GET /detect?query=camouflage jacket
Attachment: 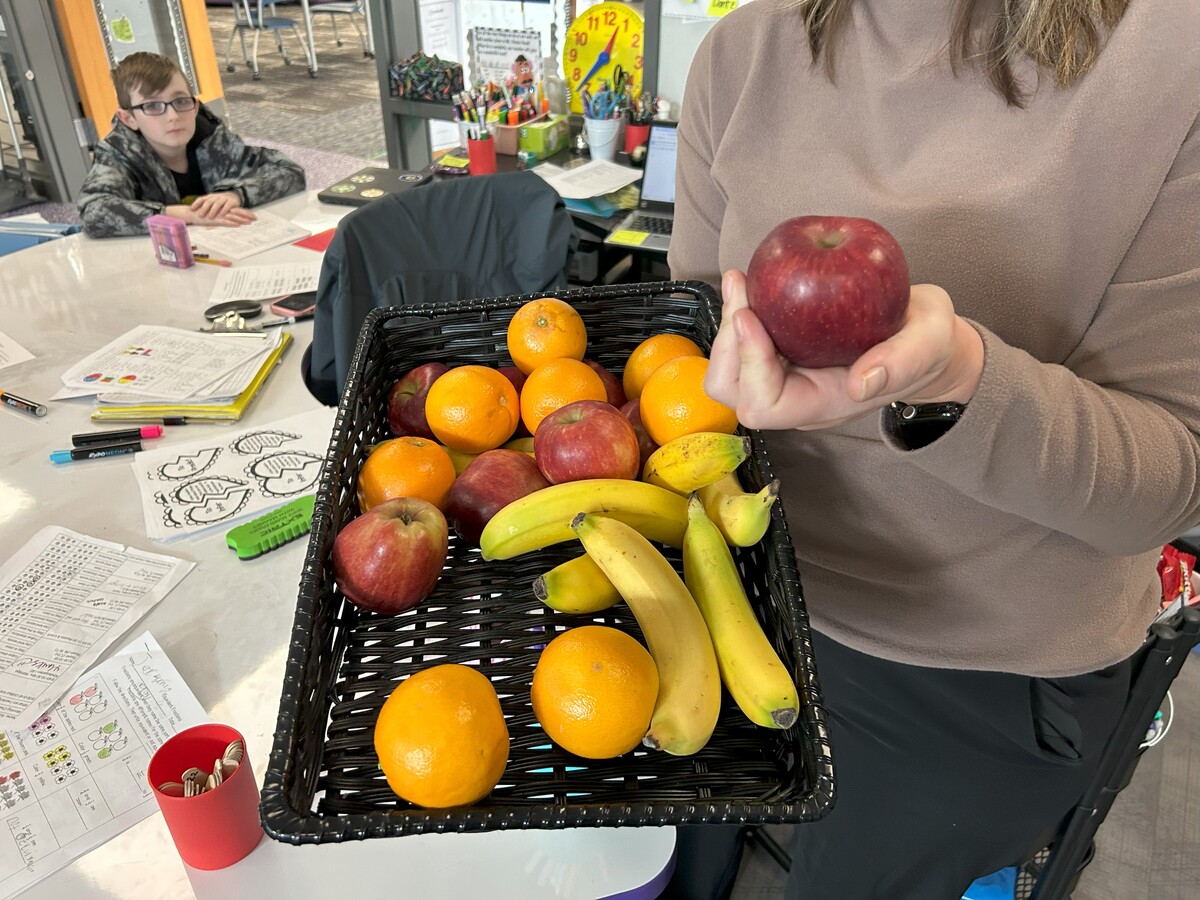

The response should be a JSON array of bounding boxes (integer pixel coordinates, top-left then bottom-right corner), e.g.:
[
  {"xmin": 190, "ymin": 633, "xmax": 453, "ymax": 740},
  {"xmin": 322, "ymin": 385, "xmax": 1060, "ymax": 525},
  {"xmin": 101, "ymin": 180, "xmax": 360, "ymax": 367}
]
[{"xmin": 76, "ymin": 105, "xmax": 306, "ymax": 238}]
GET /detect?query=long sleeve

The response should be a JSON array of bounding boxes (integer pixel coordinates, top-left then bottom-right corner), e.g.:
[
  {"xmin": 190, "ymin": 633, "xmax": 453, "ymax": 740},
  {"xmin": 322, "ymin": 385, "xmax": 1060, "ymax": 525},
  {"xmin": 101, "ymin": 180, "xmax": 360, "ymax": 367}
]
[
  {"xmin": 76, "ymin": 157, "xmax": 165, "ymax": 238},
  {"xmin": 893, "ymin": 111, "xmax": 1200, "ymax": 554},
  {"xmin": 205, "ymin": 134, "xmax": 306, "ymax": 208}
]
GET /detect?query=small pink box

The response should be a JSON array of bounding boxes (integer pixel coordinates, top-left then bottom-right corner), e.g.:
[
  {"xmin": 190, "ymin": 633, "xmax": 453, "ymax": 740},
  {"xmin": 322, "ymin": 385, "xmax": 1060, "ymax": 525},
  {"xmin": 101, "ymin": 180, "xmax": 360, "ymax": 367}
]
[{"xmin": 147, "ymin": 215, "xmax": 195, "ymax": 269}]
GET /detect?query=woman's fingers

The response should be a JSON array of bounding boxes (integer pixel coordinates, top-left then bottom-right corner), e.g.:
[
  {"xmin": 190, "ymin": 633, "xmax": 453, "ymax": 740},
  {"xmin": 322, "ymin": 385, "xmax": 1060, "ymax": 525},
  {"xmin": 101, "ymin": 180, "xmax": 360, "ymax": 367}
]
[{"xmin": 703, "ymin": 270, "xmax": 750, "ymax": 408}]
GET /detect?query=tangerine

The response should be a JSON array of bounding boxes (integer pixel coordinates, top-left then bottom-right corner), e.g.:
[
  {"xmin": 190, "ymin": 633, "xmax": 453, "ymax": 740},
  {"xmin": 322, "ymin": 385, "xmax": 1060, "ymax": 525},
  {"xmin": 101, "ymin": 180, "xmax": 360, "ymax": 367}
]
[
  {"xmin": 374, "ymin": 664, "xmax": 510, "ymax": 808},
  {"xmin": 507, "ymin": 298, "xmax": 588, "ymax": 375},
  {"xmin": 519, "ymin": 358, "xmax": 607, "ymax": 435},
  {"xmin": 531, "ymin": 626, "xmax": 659, "ymax": 759},
  {"xmin": 425, "ymin": 365, "xmax": 520, "ymax": 454},
  {"xmin": 638, "ymin": 355, "xmax": 739, "ymax": 446},
  {"xmin": 621, "ymin": 333, "xmax": 705, "ymax": 402},
  {"xmin": 357, "ymin": 436, "xmax": 456, "ymax": 512}
]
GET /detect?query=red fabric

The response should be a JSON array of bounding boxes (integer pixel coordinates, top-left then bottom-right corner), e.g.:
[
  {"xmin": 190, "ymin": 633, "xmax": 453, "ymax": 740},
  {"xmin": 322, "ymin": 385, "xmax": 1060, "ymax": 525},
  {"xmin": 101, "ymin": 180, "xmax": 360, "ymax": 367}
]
[{"xmin": 1157, "ymin": 545, "xmax": 1195, "ymax": 608}]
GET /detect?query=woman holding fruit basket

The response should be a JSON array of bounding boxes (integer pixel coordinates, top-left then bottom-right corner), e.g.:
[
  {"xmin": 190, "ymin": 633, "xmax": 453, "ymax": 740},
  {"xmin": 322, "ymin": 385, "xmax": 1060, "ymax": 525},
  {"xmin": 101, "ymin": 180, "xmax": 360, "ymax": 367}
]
[{"xmin": 666, "ymin": 0, "xmax": 1199, "ymax": 897}]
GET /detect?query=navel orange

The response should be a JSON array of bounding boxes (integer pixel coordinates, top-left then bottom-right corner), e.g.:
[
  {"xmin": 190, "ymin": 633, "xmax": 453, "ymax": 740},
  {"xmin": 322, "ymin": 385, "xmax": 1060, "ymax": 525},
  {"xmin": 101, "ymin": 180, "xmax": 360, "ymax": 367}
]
[
  {"xmin": 507, "ymin": 298, "xmax": 588, "ymax": 375},
  {"xmin": 357, "ymin": 436, "xmax": 457, "ymax": 512},
  {"xmin": 638, "ymin": 355, "xmax": 739, "ymax": 446},
  {"xmin": 621, "ymin": 333, "xmax": 705, "ymax": 402},
  {"xmin": 425, "ymin": 365, "xmax": 520, "ymax": 454}
]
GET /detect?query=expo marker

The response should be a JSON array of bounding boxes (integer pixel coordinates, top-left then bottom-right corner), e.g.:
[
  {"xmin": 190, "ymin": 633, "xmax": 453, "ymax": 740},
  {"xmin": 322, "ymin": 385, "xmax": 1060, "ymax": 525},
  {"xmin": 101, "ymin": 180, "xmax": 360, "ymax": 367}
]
[
  {"xmin": 50, "ymin": 442, "xmax": 142, "ymax": 464},
  {"xmin": 72, "ymin": 425, "xmax": 164, "ymax": 447},
  {"xmin": 0, "ymin": 389, "xmax": 48, "ymax": 418}
]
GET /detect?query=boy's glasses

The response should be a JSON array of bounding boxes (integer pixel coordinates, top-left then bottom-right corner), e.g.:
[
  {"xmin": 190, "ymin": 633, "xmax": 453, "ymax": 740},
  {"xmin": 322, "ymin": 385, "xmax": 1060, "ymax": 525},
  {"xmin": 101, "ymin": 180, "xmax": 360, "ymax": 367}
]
[{"xmin": 125, "ymin": 96, "xmax": 197, "ymax": 116}]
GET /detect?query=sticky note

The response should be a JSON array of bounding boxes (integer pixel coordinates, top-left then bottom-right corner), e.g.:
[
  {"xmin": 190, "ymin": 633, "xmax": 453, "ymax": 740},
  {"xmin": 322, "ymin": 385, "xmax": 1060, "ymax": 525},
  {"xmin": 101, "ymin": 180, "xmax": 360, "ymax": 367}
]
[
  {"xmin": 708, "ymin": 0, "xmax": 739, "ymax": 15},
  {"xmin": 440, "ymin": 155, "xmax": 469, "ymax": 168},
  {"xmin": 609, "ymin": 230, "xmax": 649, "ymax": 246}
]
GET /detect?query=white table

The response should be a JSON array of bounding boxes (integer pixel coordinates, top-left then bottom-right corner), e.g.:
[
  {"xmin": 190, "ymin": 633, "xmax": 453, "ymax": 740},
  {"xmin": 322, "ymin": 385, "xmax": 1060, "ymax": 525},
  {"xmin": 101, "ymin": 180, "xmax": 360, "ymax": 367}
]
[{"xmin": 0, "ymin": 192, "xmax": 674, "ymax": 899}]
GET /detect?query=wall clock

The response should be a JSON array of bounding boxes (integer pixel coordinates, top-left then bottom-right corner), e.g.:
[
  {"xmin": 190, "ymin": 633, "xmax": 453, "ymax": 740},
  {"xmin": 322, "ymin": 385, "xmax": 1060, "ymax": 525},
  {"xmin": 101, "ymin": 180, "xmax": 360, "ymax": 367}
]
[{"xmin": 562, "ymin": 2, "xmax": 645, "ymax": 115}]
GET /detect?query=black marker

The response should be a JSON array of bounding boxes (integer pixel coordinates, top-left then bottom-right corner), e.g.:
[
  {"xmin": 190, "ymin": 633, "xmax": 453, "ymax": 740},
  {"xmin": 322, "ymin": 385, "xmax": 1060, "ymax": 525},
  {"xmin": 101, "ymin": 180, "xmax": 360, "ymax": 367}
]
[{"xmin": 50, "ymin": 442, "xmax": 142, "ymax": 464}]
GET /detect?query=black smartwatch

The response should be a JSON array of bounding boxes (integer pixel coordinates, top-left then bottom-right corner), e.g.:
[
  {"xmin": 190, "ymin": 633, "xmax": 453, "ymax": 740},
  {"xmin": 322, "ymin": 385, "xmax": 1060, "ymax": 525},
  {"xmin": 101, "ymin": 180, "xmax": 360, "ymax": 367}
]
[{"xmin": 886, "ymin": 401, "xmax": 966, "ymax": 450}]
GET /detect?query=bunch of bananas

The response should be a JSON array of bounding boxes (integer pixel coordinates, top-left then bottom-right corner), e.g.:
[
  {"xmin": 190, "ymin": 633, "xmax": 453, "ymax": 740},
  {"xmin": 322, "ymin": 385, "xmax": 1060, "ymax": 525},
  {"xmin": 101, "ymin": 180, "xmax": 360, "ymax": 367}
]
[{"xmin": 479, "ymin": 431, "xmax": 797, "ymax": 756}]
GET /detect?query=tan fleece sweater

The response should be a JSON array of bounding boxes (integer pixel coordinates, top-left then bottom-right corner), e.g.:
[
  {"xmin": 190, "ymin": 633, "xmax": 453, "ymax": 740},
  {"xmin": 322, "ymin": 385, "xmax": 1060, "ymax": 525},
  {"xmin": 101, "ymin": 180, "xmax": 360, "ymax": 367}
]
[{"xmin": 669, "ymin": 0, "xmax": 1200, "ymax": 676}]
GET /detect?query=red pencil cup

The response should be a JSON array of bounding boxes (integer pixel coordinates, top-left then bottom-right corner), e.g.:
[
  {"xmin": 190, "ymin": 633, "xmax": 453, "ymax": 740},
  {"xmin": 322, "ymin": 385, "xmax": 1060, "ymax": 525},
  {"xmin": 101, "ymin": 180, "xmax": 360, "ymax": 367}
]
[
  {"xmin": 624, "ymin": 123, "xmax": 651, "ymax": 155},
  {"xmin": 467, "ymin": 135, "xmax": 497, "ymax": 176},
  {"xmin": 147, "ymin": 724, "xmax": 263, "ymax": 870}
]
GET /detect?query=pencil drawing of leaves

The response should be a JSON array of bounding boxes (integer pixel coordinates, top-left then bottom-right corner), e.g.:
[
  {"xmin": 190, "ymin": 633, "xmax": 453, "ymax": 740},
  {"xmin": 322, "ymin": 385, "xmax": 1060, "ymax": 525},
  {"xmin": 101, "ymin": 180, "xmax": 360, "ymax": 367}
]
[
  {"xmin": 232, "ymin": 430, "xmax": 301, "ymax": 455},
  {"xmin": 155, "ymin": 448, "xmax": 221, "ymax": 480}
]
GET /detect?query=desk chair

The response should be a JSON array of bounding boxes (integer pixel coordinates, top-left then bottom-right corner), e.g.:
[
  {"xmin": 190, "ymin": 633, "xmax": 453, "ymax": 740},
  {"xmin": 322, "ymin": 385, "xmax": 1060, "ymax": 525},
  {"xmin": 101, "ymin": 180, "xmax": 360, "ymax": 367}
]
[
  {"xmin": 740, "ymin": 591, "xmax": 1200, "ymax": 900},
  {"xmin": 225, "ymin": 0, "xmax": 317, "ymax": 80},
  {"xmin": 302, "ymin": 171, "xmax": 578, "ymax": 406},
  {"xmin": 308, "ymin": 0, "xmax": 374, "ymax": 57}
]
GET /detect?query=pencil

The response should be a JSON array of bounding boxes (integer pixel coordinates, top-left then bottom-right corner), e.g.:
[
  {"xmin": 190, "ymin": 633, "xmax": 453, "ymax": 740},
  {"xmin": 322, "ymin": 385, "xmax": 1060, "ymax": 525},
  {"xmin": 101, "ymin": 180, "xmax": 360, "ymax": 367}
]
[{"xmin": 194, "ymin": 256, "xmax": 233, "ymax": 267}]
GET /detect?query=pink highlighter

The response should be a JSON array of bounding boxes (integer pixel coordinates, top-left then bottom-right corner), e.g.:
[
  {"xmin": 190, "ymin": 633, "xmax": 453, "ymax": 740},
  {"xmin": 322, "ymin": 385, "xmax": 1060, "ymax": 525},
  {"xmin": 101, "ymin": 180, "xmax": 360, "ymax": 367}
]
[{"xmin": 147, "ymin": 215, "xmax": 195, "ymax": 269}]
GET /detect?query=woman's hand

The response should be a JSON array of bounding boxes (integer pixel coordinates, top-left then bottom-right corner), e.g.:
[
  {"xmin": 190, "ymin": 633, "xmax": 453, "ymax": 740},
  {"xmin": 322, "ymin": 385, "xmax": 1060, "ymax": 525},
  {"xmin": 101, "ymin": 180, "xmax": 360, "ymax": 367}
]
[
  {"xmin": 703, "ymin": 269, "xmax": 984, "ymax": 431},
  {"xmin": 188, "ymin": 191, "xmax": 257, "ymax": 227}
]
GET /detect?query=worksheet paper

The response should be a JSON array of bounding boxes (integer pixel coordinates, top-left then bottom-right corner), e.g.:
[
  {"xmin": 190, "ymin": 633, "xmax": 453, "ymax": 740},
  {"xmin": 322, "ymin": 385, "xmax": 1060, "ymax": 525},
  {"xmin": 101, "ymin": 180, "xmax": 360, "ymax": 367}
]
[
  {"xmin": 0, "ymin": 631, "xmax": 206, "ymax": 900},
  {"xmin": 190, "ymin": 211, "xmax": 310, "ymax": 261},
  {"xmin": 207, "ymin": 261, "xmax": 322, "ymax": 302},
  {"xmin": 533, "ymin": 160, "xmax": 643, "ymax": 199},
  {"xmin": 0, "ymin": 528, "xmax": 193, "ymax": 732},
  {"xmin": 0, "ymin": 331, "xmax": 33, "ymax": 371},
  {"xmin": 133, "ymin": 406, "xmax": 336, "ymax": 541},
  {"xmin": 59, "ymin": 326, "xmax": 272, "ymax": 400}
]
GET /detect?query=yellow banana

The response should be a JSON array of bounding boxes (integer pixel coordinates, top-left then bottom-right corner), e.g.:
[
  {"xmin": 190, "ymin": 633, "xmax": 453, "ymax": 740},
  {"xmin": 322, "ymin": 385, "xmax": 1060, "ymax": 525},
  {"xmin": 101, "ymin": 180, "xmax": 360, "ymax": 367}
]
[
  {"xmin": 696, "ymin": 472, "xmax": 780, "ymax": 547},
  {"xmin": 641, "ymin": 432, "xmax": 751, "ymax": 494},
  {"xmin": 682, "ymin": 495, "xmax": 799, "ymax": 729},
  {"xmin": 480, "ymin": 479, "xmax": 688, "ymax": 560},
  {"xmin": 571, "ymin": 512, "xmax": 721, "ymax": 756},
  {"xmin": 533, "ymin": 554, "xmax": 621, "ymax": 614}
]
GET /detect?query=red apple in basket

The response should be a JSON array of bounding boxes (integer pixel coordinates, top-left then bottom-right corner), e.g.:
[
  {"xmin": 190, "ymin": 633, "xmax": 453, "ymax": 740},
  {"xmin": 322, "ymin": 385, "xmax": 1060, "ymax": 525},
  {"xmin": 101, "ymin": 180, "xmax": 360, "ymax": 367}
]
[
  {"xmin": 445, "ymin": 449, "xmax": 550, "ymax": 546},
  {"xmin": 744, "ymin": 216, "xmax": 910, "ymax": 368},
  {"xmin": 535, "ymin": 399, "xmax": 640, "ymax": 484},
  {"xmin": 619, "ymin": 398, "xmax": 659, "ymax": 471},
  {"xmin": 332, "ymin": 497, "xmax": 449, "ymax": 613},
  {"xmin": 386, "ymin": 362, "xmax": 449, "ymax": 439},
  {"xmin": 498, "ymin": 365, "xmax": 531, "ymax": 436},
  {"xmin": 584, "ymin": 359, "xmax": 627, "ymax": 407}
]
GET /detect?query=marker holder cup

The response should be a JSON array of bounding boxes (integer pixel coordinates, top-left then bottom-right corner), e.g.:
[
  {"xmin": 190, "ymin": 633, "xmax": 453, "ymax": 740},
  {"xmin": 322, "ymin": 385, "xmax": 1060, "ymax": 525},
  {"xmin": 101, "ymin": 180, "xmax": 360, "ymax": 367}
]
[
  {"xmin": 584, "ymin": 117, "xmax": 622, "ymax": 163},
  {"xmin": 467, "ymin": 133, "xmax": 498, "ymax": 176},
  {"xmin": 148, "ymin": 723, "xmax": 263, "ymax": 870},
  {"xmin": 624, "ymin": 123, "xmax": 651, "ymax": 155}
]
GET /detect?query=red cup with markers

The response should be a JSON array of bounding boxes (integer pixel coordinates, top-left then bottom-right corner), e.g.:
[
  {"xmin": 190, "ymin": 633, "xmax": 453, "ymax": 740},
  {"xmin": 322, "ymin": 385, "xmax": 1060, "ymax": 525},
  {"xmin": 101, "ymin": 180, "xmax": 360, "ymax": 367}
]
[
  {"xmin": 147, "ymin": 723, "xmax": 262, "ymax": 870},
  {"xmin": 467, "ymin": 130, "xmax": 497, "ymax": 176}
]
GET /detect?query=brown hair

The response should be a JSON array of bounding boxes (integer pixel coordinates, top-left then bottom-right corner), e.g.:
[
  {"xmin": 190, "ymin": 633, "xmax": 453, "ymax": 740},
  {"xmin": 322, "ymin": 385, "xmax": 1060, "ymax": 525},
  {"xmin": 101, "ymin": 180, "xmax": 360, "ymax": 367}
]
[
  {"xmin": 786, "ymin": 0, "xmax": 1130, "ymax": 107},
  {"xmin": 111, "ymin": 52, "xmax": 184, "ymax": 109}
]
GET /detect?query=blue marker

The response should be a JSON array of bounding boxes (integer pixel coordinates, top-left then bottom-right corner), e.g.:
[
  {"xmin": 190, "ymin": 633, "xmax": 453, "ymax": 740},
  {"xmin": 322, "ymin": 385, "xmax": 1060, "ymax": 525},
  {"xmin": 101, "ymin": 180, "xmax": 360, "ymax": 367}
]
[{"xmin": 50, "ymin": 442, "xmax": 142, "ymax": 464}]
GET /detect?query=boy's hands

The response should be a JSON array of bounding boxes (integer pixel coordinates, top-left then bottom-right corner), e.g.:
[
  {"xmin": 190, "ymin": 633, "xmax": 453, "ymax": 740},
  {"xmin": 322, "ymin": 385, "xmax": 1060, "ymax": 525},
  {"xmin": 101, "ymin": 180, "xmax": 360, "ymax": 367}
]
[{"xmin": 187, "ymin": 191, "xmax": 256, "ymax": 226}]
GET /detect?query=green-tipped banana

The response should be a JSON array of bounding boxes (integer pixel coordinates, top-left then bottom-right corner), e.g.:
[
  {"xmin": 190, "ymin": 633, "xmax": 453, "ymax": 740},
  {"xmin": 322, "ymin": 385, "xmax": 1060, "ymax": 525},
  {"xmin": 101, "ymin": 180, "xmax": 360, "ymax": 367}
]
[
  {"xmin": 571, "ymin": 512, "xmax": 721, "ymax": 756},
  {"xmin": 533, "ymin": 554, "xmax": 621, "ymax": 614},
  {"xmin": 683, "ymin": 495, "xmax": 799, "ymax": 729},
  {"xmin": 696, "ymin": 473, "xmax": 780, "ymax": 547},
  {"xmin": 642, "ymin": 432, "xmax": 751, "ymax": 494},
  {"xmin": 480, "ymin": 479, "xmax": 688, "ymax": 560}
]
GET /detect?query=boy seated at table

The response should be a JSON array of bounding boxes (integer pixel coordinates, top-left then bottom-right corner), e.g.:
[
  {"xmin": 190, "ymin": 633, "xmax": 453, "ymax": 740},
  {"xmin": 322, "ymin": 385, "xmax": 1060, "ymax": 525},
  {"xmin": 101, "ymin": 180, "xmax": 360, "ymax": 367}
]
[{"xmin": 77, "ymin": 51, "xmax": 305, "ymax": 238}]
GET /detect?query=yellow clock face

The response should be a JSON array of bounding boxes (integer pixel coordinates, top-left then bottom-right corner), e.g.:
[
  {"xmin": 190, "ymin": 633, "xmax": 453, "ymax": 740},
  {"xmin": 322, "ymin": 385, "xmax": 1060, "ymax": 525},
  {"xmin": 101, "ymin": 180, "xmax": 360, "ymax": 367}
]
[{"xmin": 563, "ymin": 2, "xmax": 645, "ymax": 115}]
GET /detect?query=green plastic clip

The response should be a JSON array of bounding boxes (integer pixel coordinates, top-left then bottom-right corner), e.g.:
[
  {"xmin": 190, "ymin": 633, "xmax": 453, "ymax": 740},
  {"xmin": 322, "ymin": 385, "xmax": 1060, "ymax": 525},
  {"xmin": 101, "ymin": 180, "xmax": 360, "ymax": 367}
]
[{"xmin": 225, "ymin": 495, "xmax": 317, "ymax": 561}]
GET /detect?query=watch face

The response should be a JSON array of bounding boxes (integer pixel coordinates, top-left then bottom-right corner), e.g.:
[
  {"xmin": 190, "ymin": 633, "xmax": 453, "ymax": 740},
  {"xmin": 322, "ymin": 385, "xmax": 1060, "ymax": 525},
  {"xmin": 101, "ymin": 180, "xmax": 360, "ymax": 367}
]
[{"xmin": 563, "ymin": 2, "xmax": 645, "ymax": 115}]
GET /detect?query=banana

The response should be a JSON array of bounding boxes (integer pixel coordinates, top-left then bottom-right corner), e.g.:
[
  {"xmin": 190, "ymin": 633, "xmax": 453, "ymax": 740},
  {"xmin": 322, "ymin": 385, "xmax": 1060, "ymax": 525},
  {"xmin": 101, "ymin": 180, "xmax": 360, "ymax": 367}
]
[
  {"xmin": 571, "ymin": 512, "xmax": 721, "ymax": 756},
  {"xmin": 696, "ymin": 473, "xmax": 780, "ymax": 547},
  {"xmin": 682, "ymin": 495, "xmax": 799, "ymax": 729},
  {"xmin": 641, "ymin": 432, "xmax": 751, "ymax": 494},
  {"xmin": 533, "ymin": 554, "xmax": 621, "ymax": 614},
  {"xmin": 479, "ymin": 479, "xmax": 688, "ymax": 560}
]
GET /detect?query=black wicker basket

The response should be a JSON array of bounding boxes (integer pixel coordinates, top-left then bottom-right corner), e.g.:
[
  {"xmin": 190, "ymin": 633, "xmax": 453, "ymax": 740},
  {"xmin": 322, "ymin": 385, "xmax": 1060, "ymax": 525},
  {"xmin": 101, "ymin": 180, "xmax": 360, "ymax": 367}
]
[{"xmin": 261, "ymin": 280, "xmax": 834, "ymax": 843}]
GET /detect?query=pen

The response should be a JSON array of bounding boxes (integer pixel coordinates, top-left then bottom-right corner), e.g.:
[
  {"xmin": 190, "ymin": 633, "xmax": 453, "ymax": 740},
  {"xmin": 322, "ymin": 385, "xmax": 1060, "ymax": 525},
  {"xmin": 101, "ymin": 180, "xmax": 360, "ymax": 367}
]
[
  {"xmin": 194, "ymin": 257, "xmax": 233, "ymax": 267},
  {"xmin": 72, "ymin": 425, "xmax": 164, "ymax": 447},
  {"xmin": 0, "ymin": 389, "xmax": 48, "ymax": 418},
  {"xmin": 50, "ymin": 441, "xmax": 142, "ymax": 464}
]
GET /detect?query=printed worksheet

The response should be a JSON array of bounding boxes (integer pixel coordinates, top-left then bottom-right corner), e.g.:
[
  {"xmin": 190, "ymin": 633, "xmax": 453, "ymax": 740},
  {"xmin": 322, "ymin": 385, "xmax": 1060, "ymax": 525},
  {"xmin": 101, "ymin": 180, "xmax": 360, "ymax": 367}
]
[
  {"xmin": 190, "ymin": 211, "xmax": 310, "ymax": 261},
  {"xmin": 534, "ymin": 159, "xmax": 642, "ymax": 199},
  {"xmin": 0, "ymin": 631, "xmax": 206, "ymax": 900},
  {"xmin": 133, "ymin": 407, "xmax": 336, "ymax": 541},
  {"xmin": 0, "ymin": 332, "xmax": 33, "ymax": 371},
  {"xmin": 208, "ymin": 261, "xmax": 322, "ymax": 303},
  {"xmin": 0, "ymin": 530, "xmax": 193, "ymax": 732}
]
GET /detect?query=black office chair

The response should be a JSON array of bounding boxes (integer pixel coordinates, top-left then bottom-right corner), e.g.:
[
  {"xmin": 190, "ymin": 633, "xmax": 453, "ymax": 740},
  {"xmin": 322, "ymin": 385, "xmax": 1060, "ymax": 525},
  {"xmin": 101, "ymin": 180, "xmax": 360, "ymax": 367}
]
[{"xmin": 302, "ymin": 170, "xmax": 578, "ymax": 406}]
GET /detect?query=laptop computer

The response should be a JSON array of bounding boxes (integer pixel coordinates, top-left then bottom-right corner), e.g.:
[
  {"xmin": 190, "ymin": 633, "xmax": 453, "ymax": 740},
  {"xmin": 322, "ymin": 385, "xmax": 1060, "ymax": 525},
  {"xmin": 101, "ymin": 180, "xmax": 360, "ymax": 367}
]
[
  {"xmin": 317, "ymin": 166, "xmax": 432, "ymax": 207},
  {"xmin": 604, "ymin": 122, "xmax": 678, "ymax": 254}
]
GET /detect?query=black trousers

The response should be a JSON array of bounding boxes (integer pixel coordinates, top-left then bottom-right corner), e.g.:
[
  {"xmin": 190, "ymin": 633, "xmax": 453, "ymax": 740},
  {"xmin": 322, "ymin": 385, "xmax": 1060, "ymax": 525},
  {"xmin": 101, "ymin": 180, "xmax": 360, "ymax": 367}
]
[{"xmin": 665, "ymin": 629, "xmax": 1133, "ymax": 900}]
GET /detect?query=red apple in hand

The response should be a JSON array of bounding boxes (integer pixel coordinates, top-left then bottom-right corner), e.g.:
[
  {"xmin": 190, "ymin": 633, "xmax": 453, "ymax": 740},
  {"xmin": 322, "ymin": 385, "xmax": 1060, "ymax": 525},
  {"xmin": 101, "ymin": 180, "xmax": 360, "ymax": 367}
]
[
  {"xmin": 535, "ymin": 399, "xmax": 640, "ymax": 484},
  {"xmin": 332, "ymin": 497, "xmax": 449, "ymax": 613},
  {"xmin": 619, "ymin": 398, "xmax": 659, "ymax": 471},
  {"xmin": 584, "ymin": 359, "xmax": 627, "ymax": 407},
  {"xmin": 445, "ymin": 449, "xmax": 550, "ymax": 546},
  {"xmin": 387, "ymin": 362, "xmax": 449, "ymax": 439},
  {"xmin": 745, "ymin": 216, "xmax": 910, "ymax": 368}
]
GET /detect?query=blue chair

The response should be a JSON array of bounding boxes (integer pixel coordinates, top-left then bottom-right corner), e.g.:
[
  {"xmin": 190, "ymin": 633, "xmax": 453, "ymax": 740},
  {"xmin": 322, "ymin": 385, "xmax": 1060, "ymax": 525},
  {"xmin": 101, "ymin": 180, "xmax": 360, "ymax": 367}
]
[
  {"xmin": 309, "ymin": 0, "xmax": 374, "ymax": 58},
  {"xmin": 224, "ymin": 0, "xmax": 316, "ymax": 80}
]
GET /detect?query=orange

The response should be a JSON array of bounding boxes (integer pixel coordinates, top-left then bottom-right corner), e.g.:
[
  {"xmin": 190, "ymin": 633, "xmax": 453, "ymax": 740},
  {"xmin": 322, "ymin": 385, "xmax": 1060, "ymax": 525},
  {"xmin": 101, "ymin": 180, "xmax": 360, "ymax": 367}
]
[
  {"xmin": 357, "ymin": 436, "xmax": 456, "ymax": 512},
  {"xmin": 519, "ymin": 358, "xmax": 606, "ymax": 435},
  {"xmin": 374, "ymin": 664, "xmax": 510, "ymax": 808},
  {"xmin": 639, "ymin": 355, "xmax": 739, "ymax": 446},
  {"xmin": 531, "ymin": 626, "xmax": 659, "ymax": 759},
  {"xmin": 621, "ymin": 333, "xmax": 705, "ymax": 401},
  {"xmin": 425, "ymin": 365, "xmax": 520, "ymax": 454},
  {"xmin": 507, "ymin": 298, "xmax": 588, "ymax": 375}
]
